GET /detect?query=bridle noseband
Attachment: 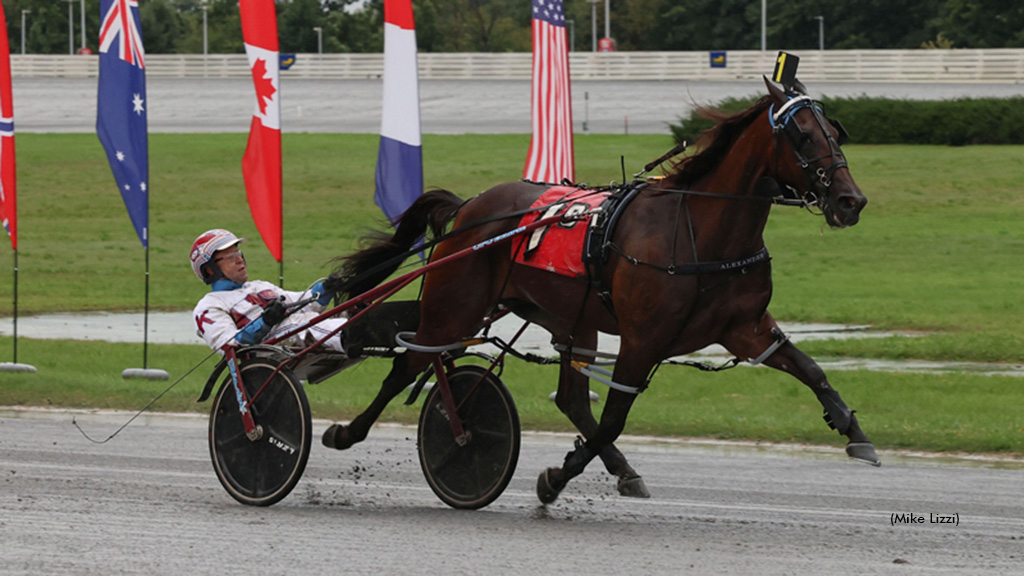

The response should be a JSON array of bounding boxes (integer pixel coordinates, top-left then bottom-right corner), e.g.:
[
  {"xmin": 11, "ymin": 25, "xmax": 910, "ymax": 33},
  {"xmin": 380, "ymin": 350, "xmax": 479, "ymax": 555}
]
[{"xmin": 768, "ymin": 94, "xmax": 850, "ymax": 203}]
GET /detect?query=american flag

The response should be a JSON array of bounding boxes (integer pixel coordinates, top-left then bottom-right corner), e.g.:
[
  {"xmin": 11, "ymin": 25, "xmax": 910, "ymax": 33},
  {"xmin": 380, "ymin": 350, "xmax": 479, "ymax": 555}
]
[
  {"xmin": 96, "ymin": 0, "xmax": 149, "ymax": 248},
  {"xmin": 523, "ymin": 0, "xmax": 574, "ymax": 184}
]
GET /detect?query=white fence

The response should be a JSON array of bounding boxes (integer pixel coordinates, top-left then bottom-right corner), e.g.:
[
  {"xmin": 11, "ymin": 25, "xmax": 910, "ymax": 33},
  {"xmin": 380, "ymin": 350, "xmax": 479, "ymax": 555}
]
[{"xmin": 12, "ymin": 49, "xmax": 1024, "ymax": 82}]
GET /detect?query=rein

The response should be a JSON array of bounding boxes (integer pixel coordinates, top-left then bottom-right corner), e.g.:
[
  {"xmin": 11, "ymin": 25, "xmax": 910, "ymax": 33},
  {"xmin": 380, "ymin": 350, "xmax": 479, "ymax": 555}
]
[
  {"xmin": 646, "ymin": 184, "xmax": 817, "ymax": 208},
  {"xmin": 332, "ymin": 185, "xmax": 610, "ymax": 299}
]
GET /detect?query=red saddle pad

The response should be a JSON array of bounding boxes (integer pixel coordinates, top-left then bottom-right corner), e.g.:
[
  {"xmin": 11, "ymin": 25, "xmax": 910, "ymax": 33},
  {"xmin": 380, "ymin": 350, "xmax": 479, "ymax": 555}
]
[{"xmin": 511, "ymin": 186, "xmax": 608, "ymax": 278}]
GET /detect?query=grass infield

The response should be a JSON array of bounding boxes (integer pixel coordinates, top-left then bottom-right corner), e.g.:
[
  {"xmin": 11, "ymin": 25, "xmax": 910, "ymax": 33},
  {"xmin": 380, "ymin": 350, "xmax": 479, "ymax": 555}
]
[{"xmin": 1, "ymin": 134, "xmax": 1022, "ymax": 455}]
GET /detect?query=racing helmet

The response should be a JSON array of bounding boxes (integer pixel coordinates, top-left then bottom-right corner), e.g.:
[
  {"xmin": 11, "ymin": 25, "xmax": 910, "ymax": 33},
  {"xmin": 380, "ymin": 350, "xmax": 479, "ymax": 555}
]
[{"xmin": 190, "ymin": 229, "xmax": 246, "ymax": 284}]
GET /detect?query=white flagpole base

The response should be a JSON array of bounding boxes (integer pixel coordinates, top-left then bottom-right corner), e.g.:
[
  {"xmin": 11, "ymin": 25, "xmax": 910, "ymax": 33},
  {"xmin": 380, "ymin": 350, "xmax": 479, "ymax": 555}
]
[
  {"xmin": 0, "ymin": 362, "xmax": 37, "ymax": 373},
  {"xmin": 548, "ymin": 390, "xmax": 600, "ymax": 403},
  {"xmin": 122, "ymin": 368, "xmax": 169, "ymax": 381}
]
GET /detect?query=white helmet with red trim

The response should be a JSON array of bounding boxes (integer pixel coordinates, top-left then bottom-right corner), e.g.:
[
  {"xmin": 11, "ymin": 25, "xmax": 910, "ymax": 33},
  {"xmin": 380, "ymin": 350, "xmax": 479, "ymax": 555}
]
[{"xmin": 190, "ymin": 229, "xmax": 246, "ymax": 284}]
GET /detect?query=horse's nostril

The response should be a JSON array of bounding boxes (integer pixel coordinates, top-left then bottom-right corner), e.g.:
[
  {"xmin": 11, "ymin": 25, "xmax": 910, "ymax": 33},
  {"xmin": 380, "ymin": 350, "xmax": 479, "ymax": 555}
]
[{"xmin": 841, "ymin": 195, "xmax": 865, "ymax": 211}]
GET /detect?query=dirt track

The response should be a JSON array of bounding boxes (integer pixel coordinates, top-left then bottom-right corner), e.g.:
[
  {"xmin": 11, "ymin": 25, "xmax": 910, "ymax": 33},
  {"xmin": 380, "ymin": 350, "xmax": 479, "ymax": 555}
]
[
  {"xmin": 14, "ymin": 77, "xmax": 1024, "ymax": 135},
  {"xmin": 2, "ymin": 409, "xmax": 1022, "ymax": 575}
]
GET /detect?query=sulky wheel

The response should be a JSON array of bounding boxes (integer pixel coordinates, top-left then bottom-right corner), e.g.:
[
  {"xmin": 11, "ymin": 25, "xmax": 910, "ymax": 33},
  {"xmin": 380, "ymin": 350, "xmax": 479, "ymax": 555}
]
[
  {"xmin": 417, "ymin": 364, "xmax": 520, "ymax": 510},
  {"xmin": 208, "ymin": 358, "xmax": 311, "ymax": 506}
]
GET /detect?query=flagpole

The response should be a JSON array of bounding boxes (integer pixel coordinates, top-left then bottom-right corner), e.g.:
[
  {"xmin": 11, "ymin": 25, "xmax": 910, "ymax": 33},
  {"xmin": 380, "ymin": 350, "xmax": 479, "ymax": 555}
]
[
  {"xmin": 120, "ymin": 221, "xmax": 166, "ymax": 381},
  {"xmin": 1, "ymin": 248, "xmax": 35, "ymax": 373},
  {"xmin": 143, "ymin": 242, "xmax": 150, "ymax": 368},
  {"xmin": 12, "ymin": 247, "xmax": 16, "ymax": 362}
]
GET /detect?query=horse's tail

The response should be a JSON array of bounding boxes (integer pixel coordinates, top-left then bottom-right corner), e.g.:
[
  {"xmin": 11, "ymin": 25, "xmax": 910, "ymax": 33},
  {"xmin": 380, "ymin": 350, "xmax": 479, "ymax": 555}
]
[{"xmin": 325, "ymin": 189, "xmax": 463, "ymax": 300}]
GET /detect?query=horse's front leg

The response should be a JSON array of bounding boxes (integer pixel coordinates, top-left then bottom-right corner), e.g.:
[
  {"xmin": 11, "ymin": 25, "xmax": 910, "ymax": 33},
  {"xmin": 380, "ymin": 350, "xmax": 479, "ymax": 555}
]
[
  {"xmin": 763, "ymin": 341, "xmax": 880, "ymax": 465},
  {"xmin": 723, "ymin": 317, "xmax": 880, "ymax": 466},
  {"xmin": 552, "ymin": 332, "xmax": 649, "ymax": 498},
  {"xmin": 538, "ymin": 349, "xmax": 650, "ymax": 504}
]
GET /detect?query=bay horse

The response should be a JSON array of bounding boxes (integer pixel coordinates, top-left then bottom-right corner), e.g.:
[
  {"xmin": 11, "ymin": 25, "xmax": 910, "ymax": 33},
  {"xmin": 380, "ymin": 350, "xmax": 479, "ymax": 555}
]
[{"xmin": 323, "ymin": 77, "xmax": 877, "ymax": 504}]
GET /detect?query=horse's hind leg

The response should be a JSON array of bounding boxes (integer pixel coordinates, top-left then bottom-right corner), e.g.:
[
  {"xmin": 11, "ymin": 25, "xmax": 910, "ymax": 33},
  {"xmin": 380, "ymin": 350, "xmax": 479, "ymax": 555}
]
[
  {"xmin": 553, "ymin": 332, "xmax": 650, "ymax": 498},
  {"xmin": 322, "ymin": 351, "xmax": 426, "ymax": 450},
  {"xmin": 538, "ymin": 347, "xmax": 651, "ymax": 504}
]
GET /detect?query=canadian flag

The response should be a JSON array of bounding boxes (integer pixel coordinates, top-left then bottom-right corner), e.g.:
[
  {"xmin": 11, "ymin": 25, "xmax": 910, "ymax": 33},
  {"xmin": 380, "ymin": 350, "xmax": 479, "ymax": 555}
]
[{"xmin": 239, "ymin": 0, "xmax": 282, "ymax": 262}]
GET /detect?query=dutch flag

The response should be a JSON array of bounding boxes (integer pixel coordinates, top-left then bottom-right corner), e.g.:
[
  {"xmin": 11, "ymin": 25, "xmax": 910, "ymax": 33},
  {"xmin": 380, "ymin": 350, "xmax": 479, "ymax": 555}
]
[{"xmin": 374, "ymin": 0, "xmax": 423, "ymax": 223}]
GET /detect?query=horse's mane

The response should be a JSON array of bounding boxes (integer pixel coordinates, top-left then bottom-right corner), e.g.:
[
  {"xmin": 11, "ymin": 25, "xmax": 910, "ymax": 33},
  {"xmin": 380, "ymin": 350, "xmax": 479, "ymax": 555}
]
[{"xmin": 666, "ymin": 96, "xmax": 773, "ymax": 185}]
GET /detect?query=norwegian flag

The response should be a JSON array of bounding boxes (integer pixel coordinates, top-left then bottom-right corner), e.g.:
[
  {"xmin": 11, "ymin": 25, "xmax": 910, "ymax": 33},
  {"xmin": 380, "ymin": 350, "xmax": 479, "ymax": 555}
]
[
  {"xmin": 96, "ymin": 0, "xmax": 149, "ymax": 247},
  {"xmin": 0, "ymin": 4, "xmax": 15, "ymax": 250},
  {"xmin": 240, "ymin": 0, "xmax": 282, "ymax": 262},
  {"xmin": 523, "ymin": 0, "xmax": 574, "ymax": 184},
  {"xmin": 374, "ymin": 0, "xmax": 423, "ymax": 222}
]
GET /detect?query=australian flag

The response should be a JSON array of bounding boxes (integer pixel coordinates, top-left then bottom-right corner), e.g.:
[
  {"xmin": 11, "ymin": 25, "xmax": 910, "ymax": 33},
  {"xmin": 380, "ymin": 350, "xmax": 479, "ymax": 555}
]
[{"xmin": 96, "ymin": 0, "xmax": 149, "ymax": 248}]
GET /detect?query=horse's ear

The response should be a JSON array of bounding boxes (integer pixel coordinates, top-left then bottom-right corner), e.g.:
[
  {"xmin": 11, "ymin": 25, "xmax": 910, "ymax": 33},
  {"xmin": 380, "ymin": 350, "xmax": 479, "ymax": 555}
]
[{"xmin": 763, "ymin": 75, "xmax": 788, "ymax": 105}]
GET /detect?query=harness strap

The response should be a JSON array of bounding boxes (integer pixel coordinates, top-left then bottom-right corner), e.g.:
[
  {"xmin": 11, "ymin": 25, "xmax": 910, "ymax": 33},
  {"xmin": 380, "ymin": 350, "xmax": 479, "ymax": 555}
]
[
  {"xmin": 570, "ymin": 360, "xmax": 644, "ymax": 395},
  {"xmin": 747, "ymin": 328, "xmax": 790, "ymax": 365},
  {"xmin": 607, "ymin": 245, "xmax": 771, "ymax": 276},
  {"xmin": 769, "ymin": 95, "xmax": 814, "ymax": 128}
]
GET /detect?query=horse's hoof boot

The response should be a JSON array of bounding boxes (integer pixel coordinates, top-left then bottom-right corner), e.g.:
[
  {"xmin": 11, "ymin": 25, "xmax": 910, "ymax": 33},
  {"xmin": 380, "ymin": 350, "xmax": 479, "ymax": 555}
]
[
  {"xmin": 617, "ymin": 475, "xmax": 651, "ymax": 498},
  {"xmin": 846, "ymin": 441, "xmax": 881, "ymax": 467},
  {"xmin": 536, "ymin": 468, "xmax": 562, "ymax": 504},
  {"xmin": 322, "ymin": 424, "xmax": 352, "ymax": 450}
]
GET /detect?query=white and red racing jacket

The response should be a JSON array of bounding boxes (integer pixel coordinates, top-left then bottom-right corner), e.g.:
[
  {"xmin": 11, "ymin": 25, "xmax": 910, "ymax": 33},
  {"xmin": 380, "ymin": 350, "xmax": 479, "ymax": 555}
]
[{"xmin": 193, "ymin": 280, "xmax": 341, "ymax": 353}]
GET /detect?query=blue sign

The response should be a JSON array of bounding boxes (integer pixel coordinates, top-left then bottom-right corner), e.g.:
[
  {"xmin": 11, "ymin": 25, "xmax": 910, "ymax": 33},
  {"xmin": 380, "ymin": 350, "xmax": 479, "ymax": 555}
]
[
  {"xmin": 710, "ymin": 51, "xmax": 727, "ymax": 68},
  {"xmin": 280, "ymin": 54, "xmax": 296, "ymax": 70}
]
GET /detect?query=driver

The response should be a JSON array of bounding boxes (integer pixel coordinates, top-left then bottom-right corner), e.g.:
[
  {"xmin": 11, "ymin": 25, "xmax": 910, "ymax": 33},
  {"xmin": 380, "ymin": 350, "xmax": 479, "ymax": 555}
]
[{"xmin": 190, "ymin": 229, "xmax": 347, "ymax": 354}]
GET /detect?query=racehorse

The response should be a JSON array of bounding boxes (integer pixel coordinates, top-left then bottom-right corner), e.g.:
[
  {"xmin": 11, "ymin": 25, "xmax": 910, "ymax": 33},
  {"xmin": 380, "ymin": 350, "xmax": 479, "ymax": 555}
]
[{"xmin": 322, "ymin": 77, "xmax": 877, "ymax": 504}]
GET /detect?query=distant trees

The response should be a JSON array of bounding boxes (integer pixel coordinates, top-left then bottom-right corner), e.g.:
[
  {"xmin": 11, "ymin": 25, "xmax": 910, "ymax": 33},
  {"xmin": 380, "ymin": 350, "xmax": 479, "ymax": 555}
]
[{"xmin": 3, "ymin": 0, "xmax": 1022, "ymax": 55}]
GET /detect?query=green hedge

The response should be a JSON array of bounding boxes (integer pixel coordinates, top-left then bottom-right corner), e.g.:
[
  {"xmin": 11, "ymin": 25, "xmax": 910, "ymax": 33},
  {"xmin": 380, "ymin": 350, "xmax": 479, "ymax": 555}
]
[{"xmin": 670, "ymin": 96, "xmax": 1024, "ymax": 146}]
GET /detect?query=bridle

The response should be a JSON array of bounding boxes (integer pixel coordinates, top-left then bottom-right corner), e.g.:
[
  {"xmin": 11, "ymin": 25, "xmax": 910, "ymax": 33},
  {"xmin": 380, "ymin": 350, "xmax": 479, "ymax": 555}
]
[{"xmin": 768, "ymin": 94, "xmax": 850, "ymax": 203}]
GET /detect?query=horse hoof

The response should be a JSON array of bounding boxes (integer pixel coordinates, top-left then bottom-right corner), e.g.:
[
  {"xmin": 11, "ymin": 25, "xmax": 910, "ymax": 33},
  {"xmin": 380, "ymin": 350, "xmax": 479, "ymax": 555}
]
[
  {"xmin": 537, "ymin": 468, "xmax": 563, "ymax": 504},
  {"xmin": 322, "ymin": 424, "xmax": 354, "ymax": 450},
  {"xmin": 846, "ymin": 441, "xmax": 881, "ymax": 467},
  {"xmin": 617, "ymin": 475, "xmax": 651, "ymax": 498}
]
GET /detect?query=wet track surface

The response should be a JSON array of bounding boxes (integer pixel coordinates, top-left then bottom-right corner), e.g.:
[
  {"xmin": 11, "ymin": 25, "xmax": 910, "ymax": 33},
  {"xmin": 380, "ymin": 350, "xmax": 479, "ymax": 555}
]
[
  {"xmin": 1, "ymin": 409, "xmax": 1022, "ymax": 575},
  {"xmin": 5, "ymin": 77, "xmax": 1024, "ymax": 573}
]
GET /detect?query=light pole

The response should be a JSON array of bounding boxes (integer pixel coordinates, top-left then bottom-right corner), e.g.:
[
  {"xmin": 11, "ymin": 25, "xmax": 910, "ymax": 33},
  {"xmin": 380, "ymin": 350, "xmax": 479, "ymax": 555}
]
[
  {"xmin": 815, "ymin": 15, "xmax": 824, "ymax": 50},
  {"xmin": 20, "ymin": 10, "xmax": 29, "ymax": 55},
  {"xmin": 313, "ymin": 26, "xmax": 322, "ymax": 54},
  {"xmin": 603, "ymin": 0, "xmax": 610, "ymax": 40},
  {"xmin": 65, "ymin": 0, "xmax": 74, "ymax": 55},
  {"xmin": 202, "ymin": 4, "xmax": 208, "ymax": 55},
  {"xmin": 79, "ymin": 0, "xmax": 85, "ymax": 52},
  {"xmin": 586, "ymin": 0, "xmax": 598, "ymax": 52},
  {"xmin": 761, "ymin": 0, "xmax": 766, "ymax": 51}
]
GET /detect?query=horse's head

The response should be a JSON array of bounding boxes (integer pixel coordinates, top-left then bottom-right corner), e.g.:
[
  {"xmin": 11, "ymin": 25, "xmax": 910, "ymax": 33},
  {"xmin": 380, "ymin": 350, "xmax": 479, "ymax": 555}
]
[{"xmin": 764, "ymin": 77, "xmax": 867, "ymax": 228}]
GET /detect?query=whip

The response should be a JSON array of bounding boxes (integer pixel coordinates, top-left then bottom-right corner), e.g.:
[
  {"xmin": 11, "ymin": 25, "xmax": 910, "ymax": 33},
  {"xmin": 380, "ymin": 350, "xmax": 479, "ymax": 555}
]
[{"xmin": 72, "ymin": 348, "xmax": 218, "ymax": 444}]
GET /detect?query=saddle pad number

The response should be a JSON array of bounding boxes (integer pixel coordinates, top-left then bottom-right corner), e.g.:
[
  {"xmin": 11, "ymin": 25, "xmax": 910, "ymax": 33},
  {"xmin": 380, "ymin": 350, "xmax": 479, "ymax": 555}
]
[
  {"xmin": 525, "ymin": 202, "xmax": 590, "ymax": 254},
  {"xmin": 514, "ymin": 187, "xmax": 608, "ymax": 278}
]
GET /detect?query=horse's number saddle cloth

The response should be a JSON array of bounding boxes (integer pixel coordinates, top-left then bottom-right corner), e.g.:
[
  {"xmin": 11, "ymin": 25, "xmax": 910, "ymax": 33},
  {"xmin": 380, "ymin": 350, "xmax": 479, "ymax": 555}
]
[{"xmin": 511, "ymin": 186, "xmax": 612, "ymax": 278}]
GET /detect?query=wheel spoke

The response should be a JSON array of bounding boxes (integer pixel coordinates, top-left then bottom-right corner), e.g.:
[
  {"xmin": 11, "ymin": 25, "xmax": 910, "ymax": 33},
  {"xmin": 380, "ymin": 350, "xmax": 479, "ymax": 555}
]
[{"xmin": 418, "ymin": 366, "xmax": 520, "ymax": 509}]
